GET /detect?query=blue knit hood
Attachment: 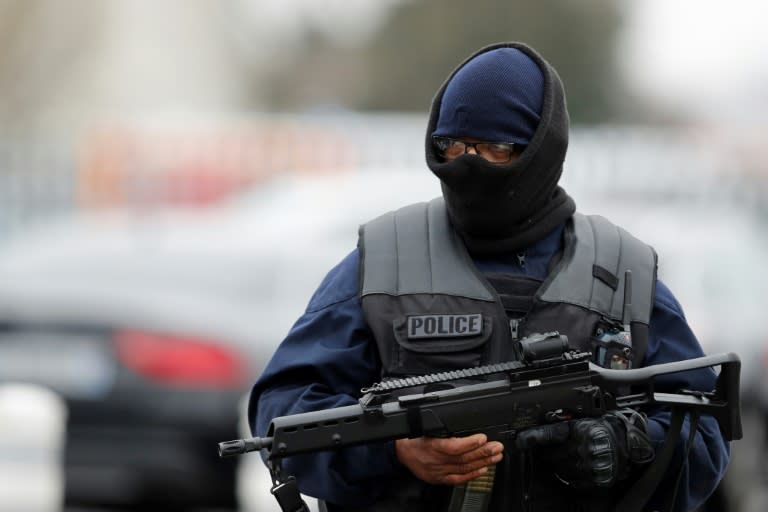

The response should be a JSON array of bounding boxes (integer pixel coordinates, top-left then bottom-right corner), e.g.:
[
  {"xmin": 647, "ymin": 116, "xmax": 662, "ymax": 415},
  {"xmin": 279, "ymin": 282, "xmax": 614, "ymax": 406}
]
[{"xmin": 432, "ymin": 47, "xmax": 544, "ymax": 145}]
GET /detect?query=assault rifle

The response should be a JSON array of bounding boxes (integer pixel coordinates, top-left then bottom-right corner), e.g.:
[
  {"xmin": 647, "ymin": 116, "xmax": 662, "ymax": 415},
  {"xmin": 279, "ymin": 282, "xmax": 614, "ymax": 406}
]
[{"xmin": 220, "ymin": 333, "xmax": 742, "ymax": 512}]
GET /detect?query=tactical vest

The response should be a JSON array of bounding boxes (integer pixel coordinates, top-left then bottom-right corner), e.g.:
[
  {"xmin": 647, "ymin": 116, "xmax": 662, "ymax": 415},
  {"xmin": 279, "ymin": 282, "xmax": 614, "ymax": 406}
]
[
  {"xmin": 347, "ymin": 198, "xmax": 657, "ymax": 512},
  {"xmin": 359, "ymin": 198, "xmax": 656, "ymax": 377}
]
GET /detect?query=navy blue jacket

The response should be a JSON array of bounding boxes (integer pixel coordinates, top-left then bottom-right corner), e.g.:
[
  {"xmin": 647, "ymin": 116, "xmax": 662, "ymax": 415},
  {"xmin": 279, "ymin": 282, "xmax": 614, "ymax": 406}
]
[{"xmin": 249, "ymin": 223, "xmax": 730, "ymax": 511}]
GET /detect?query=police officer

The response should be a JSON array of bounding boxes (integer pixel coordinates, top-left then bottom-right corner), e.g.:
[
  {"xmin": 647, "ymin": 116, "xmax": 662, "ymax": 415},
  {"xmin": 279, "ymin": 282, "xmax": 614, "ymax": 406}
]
[{"xmin": 248, "ymin": 42, "xmax": 730, "ymax": 512}]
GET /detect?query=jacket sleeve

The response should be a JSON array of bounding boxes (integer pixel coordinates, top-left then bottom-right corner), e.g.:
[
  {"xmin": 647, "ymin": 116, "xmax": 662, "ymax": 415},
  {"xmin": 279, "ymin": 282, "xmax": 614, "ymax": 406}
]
[
  {"xmin": 642, "ymin": 279, "xmax": 731, "ymax": 512},
  {"xmin": 247, "ymin": 249, "xmax": 402, "ymax": 506}
]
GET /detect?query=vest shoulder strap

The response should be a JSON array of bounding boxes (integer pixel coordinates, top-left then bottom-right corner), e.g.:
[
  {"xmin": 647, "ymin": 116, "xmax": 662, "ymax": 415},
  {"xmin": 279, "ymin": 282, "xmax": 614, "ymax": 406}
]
[
  {"xmin": 358, "ymin": 197, "xmax": 494, "ymax": 301},
  {"xmin": 538, "ymin": 213, "xmax": 658, "ymax": 325},
  {"xmin": 359, "ymin": 203, "xmax": 658, "ymax": 327}
]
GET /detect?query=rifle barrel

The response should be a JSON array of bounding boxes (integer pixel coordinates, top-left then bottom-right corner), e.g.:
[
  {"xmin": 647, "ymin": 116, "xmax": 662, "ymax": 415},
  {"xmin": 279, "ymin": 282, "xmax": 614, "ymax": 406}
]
[{"xmin": 218, "ymin": 436, "xmax": 273, "ymax": 457}]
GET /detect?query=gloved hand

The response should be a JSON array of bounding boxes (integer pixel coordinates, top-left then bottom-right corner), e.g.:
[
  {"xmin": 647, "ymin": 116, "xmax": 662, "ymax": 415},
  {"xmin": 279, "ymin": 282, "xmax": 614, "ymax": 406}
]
[{"xmin": 515, "ymin": 409, "xmax": 655, "ymax": 489}]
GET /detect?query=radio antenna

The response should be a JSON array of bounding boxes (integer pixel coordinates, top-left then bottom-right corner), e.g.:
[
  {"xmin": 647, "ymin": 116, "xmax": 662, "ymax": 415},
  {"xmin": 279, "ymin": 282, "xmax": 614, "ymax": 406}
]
[{"xmin": 622, "ymin": 269, "xmax": 633, "ymax": 332}]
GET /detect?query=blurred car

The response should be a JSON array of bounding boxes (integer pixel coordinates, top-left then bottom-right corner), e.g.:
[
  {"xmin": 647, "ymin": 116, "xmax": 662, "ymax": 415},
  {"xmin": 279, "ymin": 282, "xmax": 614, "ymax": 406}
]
[
  {"xmin": 0, "ymin": 251, "xmax": 255, "ymax": 510},
  {"xmin": 579, "ymin": 198, "xmax": 768, "ymax": 385},
  {"xmin": 0, "ymin": 167, "xmax": 442, "ymax": 511}
]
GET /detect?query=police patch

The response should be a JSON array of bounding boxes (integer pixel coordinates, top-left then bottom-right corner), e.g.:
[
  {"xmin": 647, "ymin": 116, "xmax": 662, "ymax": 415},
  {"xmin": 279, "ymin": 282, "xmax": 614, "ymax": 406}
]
[{"xmin": 406, "ymin": 314, "xmax": 483, "ymax": 339}]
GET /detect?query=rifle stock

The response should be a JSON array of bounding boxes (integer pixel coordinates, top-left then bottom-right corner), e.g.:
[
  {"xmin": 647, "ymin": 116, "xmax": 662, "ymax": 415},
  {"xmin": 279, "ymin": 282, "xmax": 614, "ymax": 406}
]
[{"xmin": 219, "ymin": 351, "xmax": 742, "ymax": 460}]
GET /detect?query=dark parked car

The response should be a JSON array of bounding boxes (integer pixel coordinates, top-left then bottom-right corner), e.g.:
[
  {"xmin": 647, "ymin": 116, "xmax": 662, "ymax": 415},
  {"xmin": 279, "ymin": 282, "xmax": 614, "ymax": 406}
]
[{"xmin": 0, "ymin": 274, "xmax": 256, "ymax": 510}]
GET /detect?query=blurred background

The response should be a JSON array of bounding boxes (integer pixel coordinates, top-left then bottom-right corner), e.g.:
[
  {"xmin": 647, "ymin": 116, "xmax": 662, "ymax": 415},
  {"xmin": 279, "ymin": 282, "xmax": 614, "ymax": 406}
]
[{"xmin": 0, "ymin": 0, "xmax": 766, "ymax": 511}]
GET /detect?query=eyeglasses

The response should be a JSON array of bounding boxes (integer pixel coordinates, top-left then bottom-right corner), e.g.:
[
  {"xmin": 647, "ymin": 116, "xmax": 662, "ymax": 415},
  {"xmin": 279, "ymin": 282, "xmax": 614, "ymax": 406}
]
[{"xmin": 432, "ymin": 136, "xmax": 523, "ymax": 164}]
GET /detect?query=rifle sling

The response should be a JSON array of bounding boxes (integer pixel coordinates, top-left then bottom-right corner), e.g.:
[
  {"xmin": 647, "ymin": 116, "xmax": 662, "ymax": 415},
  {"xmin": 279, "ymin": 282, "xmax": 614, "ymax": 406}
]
[
  {"xmin": 271, "ymin": 476, "xmax": 311, "ymax": 512},
  {"xmin": 615, "ymin": 408, "xmax": 686, "ymax": 512},
  {"xmin": 665, "ymin": 411, "xmax": 701, "ymax": 511}
]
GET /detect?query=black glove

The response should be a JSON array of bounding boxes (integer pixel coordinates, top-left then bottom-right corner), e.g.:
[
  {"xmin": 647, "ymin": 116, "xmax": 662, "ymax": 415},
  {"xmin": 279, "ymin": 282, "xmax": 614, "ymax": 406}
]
[{"xmin": 515, "ymin": 409, "xmax": 655, "ymax": 489}]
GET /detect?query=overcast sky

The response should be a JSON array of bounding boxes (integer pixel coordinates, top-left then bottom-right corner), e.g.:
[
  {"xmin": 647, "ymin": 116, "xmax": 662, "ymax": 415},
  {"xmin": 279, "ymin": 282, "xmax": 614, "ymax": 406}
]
[{"xmin": 12, "ymin": 0, "xmax": 764, "ymax": 129}]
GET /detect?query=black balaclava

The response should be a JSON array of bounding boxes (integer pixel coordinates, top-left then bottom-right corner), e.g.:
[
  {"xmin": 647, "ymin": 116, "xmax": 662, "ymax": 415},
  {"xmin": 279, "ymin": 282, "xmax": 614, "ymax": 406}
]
[{"xmin": 426, "ymin": 42, "xmax": 576, "ymax": 256}]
